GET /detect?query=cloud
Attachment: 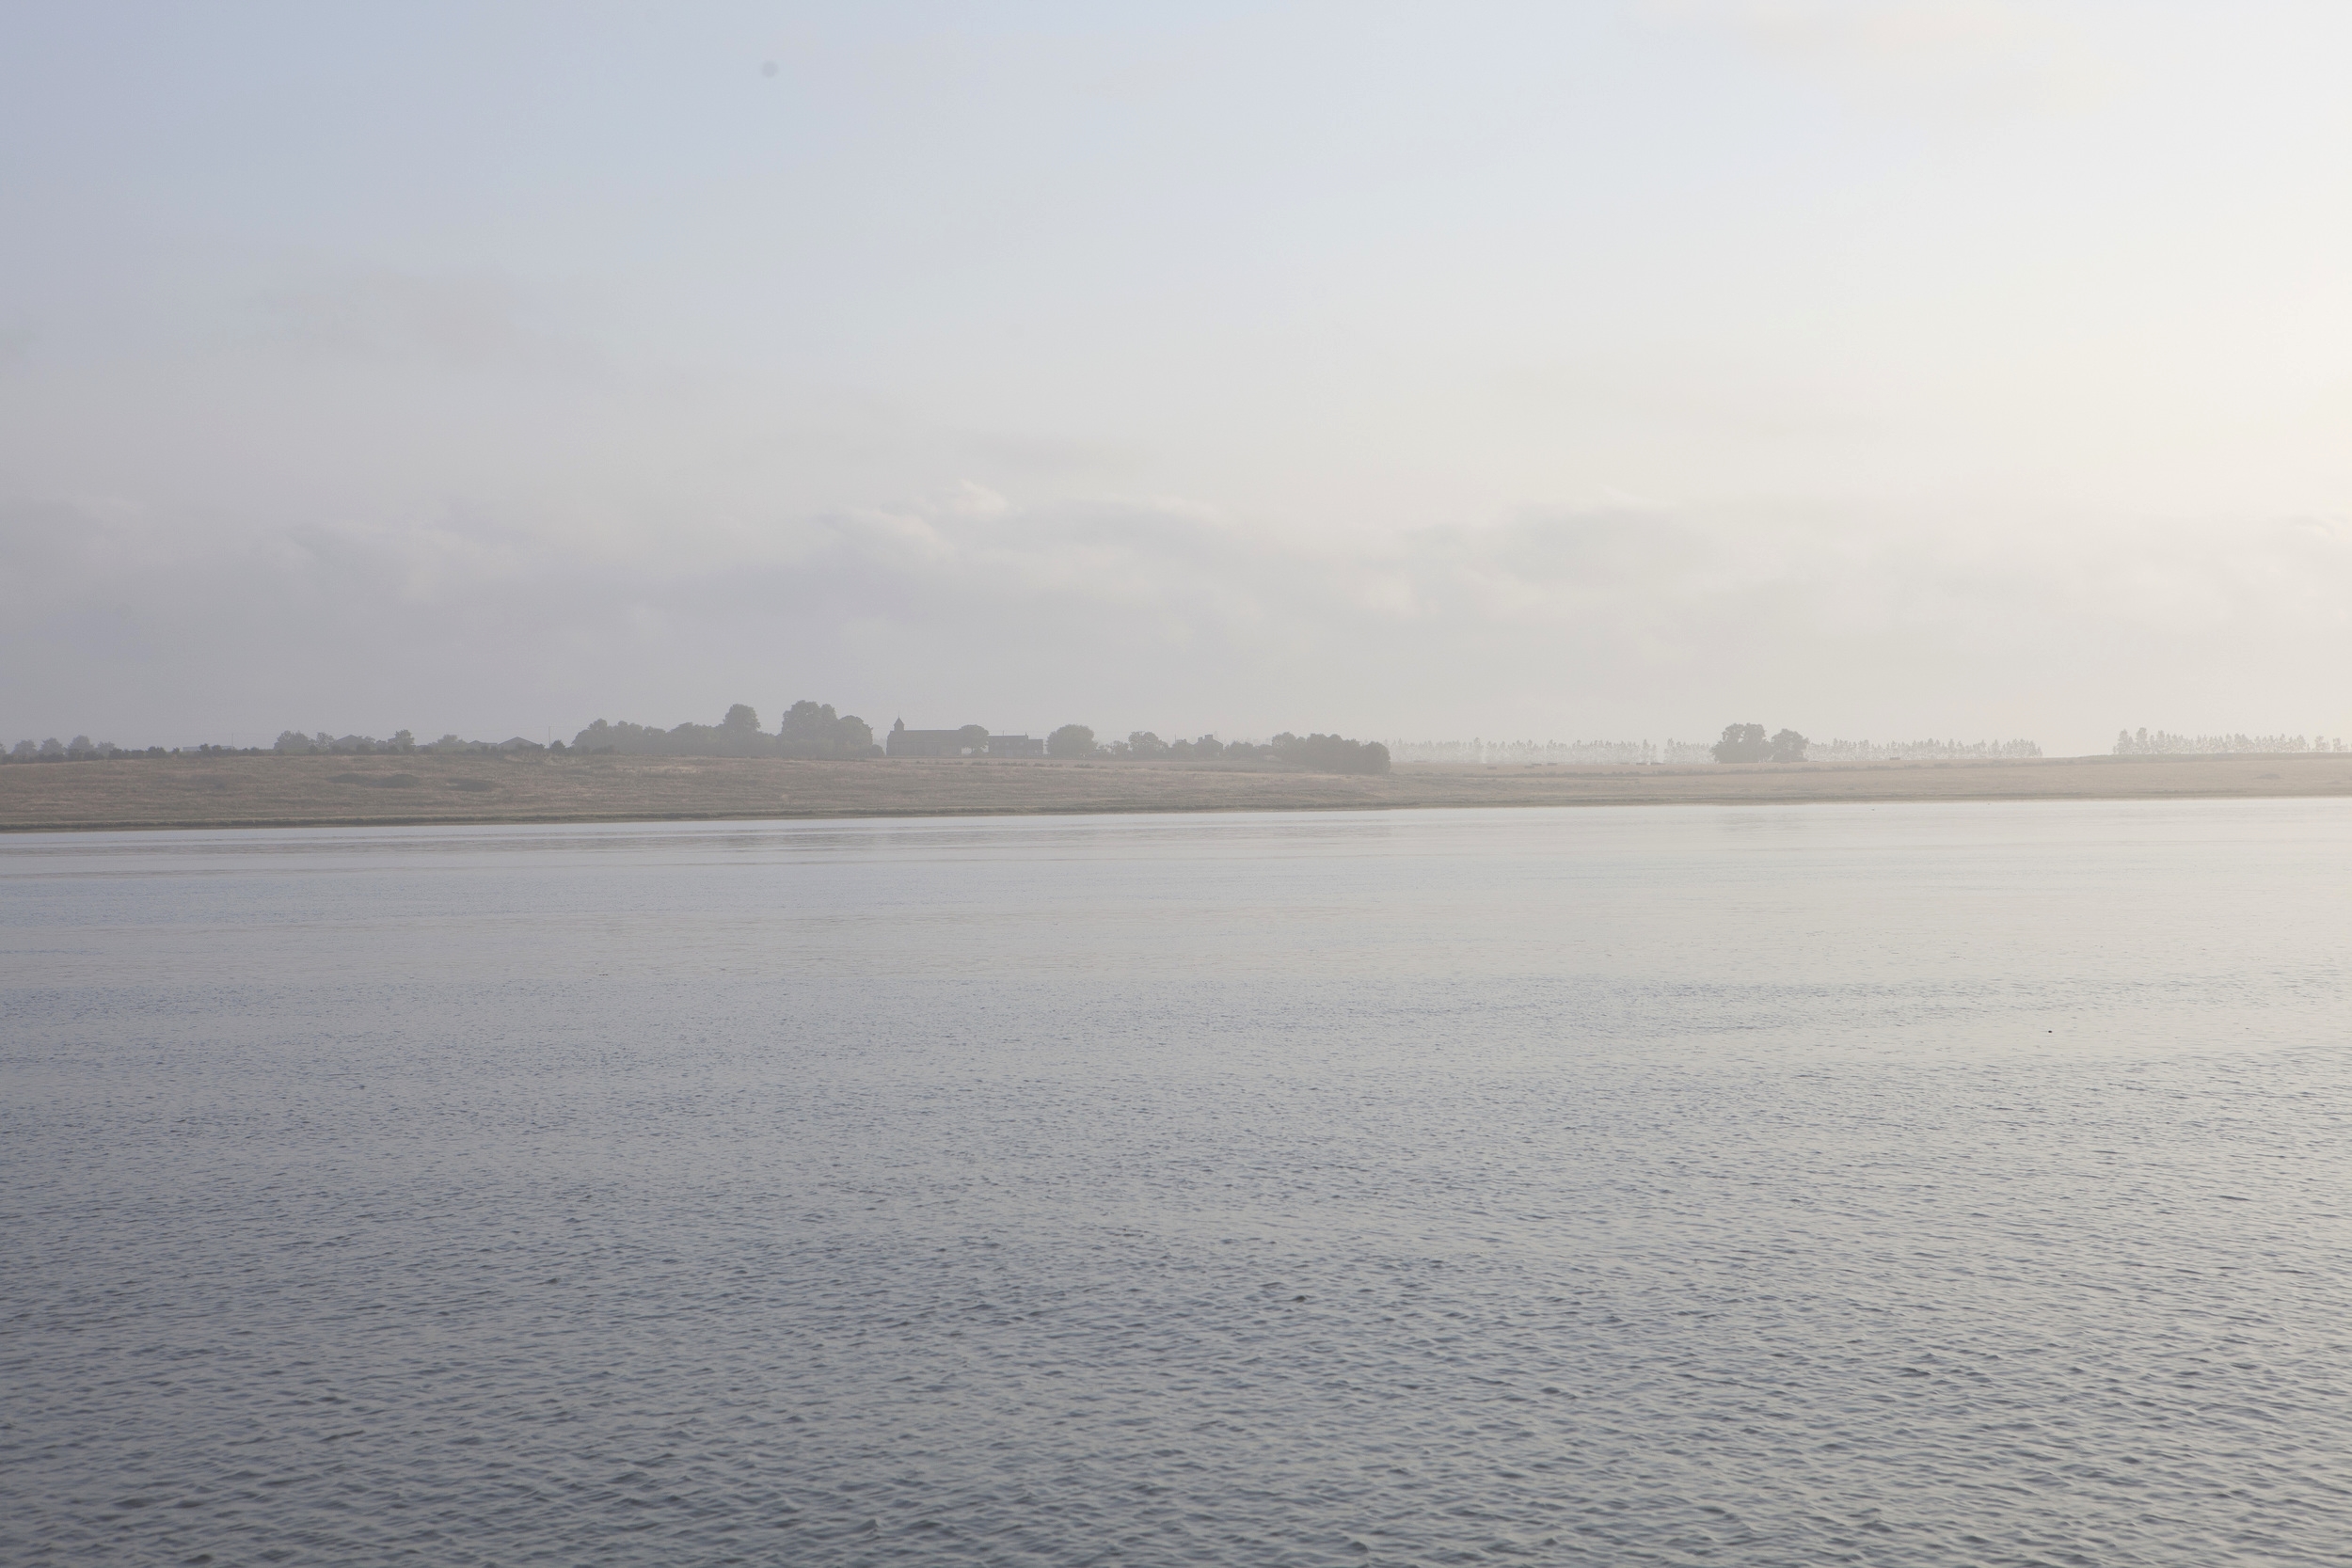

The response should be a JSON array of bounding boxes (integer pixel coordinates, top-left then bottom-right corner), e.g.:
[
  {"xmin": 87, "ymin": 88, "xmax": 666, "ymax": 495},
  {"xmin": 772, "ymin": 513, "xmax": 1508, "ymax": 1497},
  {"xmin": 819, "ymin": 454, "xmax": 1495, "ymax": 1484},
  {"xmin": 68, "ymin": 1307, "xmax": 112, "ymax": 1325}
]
[
  {"xmin": 949, "ymin": 429, "xmax": 1147, "ymax": 481},
  {"xmin": 252, "ymin": 272, "xmax": 603, "ymax": 375},
  {"xmin": 5, "ymin": 486, "xmax": 2348, "ymax": 752},
  {"xmin": 1656, "ymin": 0, "xmax": 2120, "ymax": 117}
]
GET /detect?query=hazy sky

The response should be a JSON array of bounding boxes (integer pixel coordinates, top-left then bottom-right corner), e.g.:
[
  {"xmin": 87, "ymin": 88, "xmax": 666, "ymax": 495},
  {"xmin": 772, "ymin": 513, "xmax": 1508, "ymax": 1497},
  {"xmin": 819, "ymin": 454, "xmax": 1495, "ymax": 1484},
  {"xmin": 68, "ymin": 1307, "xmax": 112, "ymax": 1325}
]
[{"xmin": 5, "ymin": 1, "xmax": 2348, "ymax": 752}]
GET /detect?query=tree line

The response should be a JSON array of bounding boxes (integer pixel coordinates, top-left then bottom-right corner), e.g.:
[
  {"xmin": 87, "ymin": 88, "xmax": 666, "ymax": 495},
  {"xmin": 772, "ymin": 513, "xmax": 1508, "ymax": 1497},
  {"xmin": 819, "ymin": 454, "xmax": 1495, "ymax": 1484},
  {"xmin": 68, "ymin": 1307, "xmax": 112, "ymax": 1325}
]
[
  {"xmin": 2114, "ymin": 729, "xmax": 2346, "ymax": 755},
  {"xmin": 7, "ymin": 736, "xmax": 151, "ymax": 762},
  {"xmin": 1045, "ymin": 726, "xmax": 1390, "ymax": 774},
  {"xmin": 6, "ymin": 706, "xmax": 1394, "ymax": 775},
  {"xmin": 572, "ymin": 703, "xmax": 880, "ymax": 758}
]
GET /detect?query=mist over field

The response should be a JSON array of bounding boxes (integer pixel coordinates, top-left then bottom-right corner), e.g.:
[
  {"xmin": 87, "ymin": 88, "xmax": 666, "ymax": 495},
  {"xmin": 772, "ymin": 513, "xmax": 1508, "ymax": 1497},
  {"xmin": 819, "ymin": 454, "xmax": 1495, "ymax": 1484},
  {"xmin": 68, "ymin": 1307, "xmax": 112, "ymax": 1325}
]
[
  {"xmin": 6, "ymin": 3, "xmax": 2350, "ymax": 752},
  {"xmin": 16, "ymin": 13, "xmax": 2352, "ymax": 1563}
]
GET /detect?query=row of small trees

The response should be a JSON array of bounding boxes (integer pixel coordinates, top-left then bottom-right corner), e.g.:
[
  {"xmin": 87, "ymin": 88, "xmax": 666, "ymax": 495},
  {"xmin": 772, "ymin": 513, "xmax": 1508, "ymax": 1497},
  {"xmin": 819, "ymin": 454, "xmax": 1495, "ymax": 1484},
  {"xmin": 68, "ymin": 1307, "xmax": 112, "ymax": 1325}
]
[
  {"xmin": 1808, "ymin": 737, "xmax": 2042, "ymax": 761},
  {"xmin": 8, "ymin": 736, "xmax": 142, "ymax": 762},
  {"xmin": 8, "ymin": 710, "xmax": 1385, "ymax": 775},
  {"xmin": 1045, "ymin": 725, "xmax": 1391, "ymax": 773},
  {"xmin": 257, "ymin": 706, "xmax": 882, "ymax": 759},
  {"xmin": 572, "ymin": 703, "xmax": 879, "ymax": 759},
  {"xmin": 2114, "ymin": 729, "xmax": 2346, "ymax": 755},
  {"xmin": 276, "ymin": 730, "xmax": 421, "ymax": 754}
]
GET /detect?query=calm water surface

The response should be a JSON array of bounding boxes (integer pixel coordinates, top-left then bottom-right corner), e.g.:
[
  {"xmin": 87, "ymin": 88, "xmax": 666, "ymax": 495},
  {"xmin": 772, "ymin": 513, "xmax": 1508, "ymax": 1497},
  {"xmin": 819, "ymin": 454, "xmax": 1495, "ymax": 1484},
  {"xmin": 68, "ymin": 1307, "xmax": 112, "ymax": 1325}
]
[{"xmin": 4, "ymin": 801, "xmax": 2349, "ymax": 1566}]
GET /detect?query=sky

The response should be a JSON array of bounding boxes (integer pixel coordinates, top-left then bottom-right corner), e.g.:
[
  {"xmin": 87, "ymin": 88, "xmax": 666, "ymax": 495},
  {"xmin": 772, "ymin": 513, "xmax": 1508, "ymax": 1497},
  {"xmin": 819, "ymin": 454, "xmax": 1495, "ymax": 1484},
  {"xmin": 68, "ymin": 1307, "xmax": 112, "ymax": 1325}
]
[{"xmin": 4, "ymin": 0, "xmax": 2349, "ymax": 753}]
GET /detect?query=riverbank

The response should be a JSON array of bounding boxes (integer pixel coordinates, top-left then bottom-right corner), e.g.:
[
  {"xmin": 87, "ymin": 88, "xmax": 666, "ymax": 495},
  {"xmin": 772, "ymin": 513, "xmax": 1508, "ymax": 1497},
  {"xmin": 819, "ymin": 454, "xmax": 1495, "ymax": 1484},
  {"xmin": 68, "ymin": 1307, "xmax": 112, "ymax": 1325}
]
[{"xmin": 3, "ymin": 750, "xmax": 2349, "ymax": 832}]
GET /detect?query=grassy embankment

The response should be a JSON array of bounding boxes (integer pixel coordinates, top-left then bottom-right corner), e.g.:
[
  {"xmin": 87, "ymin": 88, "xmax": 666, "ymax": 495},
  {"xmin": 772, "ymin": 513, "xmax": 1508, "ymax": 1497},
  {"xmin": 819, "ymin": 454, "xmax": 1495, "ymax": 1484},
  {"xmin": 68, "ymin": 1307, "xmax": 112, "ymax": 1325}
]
[{"xmin": 3, "ymin": 750, "xmax": 2350, "ymax": 832}]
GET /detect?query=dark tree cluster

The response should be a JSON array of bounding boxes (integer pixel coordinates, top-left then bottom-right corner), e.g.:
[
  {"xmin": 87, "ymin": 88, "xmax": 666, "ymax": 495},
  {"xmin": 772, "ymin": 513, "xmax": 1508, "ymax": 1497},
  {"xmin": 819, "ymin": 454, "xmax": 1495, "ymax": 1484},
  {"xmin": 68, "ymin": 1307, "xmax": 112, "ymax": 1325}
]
[
  {"xmin": 571, "ymin": 703, "xmax": 880, "ymax": 759},
  {"xmin": 775, "ymin": 701, "xmax": 882, "ymax": 758},
  {"xmin": 1261, "ymin": 732, "xmax": 1391, "ymax": 773},
  {"xmin": 1098, "ymin": 730, "xmax": 1230, "ymax": 760},
  {"xmin": 1710, "ymin": 723, "xmax": 1809, "ymax": 764}
]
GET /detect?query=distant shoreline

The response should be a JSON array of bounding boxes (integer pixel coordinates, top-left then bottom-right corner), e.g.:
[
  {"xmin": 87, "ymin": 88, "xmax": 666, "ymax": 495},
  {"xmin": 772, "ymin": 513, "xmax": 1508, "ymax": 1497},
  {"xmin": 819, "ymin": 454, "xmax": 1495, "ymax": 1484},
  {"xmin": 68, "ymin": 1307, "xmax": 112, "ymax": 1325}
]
[{"xmin": 4, "ymin": 751, "xmax": 2349, "ymax": 834}]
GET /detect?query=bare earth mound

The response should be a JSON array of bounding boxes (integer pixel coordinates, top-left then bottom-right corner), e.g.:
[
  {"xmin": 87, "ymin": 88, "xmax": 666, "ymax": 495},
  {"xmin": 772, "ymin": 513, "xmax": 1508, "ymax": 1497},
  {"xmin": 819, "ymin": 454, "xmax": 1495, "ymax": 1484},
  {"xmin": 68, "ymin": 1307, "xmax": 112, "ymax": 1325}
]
[{"xmin": 4, "ymin": 752, "xmax": 2351, "ymax": 832}]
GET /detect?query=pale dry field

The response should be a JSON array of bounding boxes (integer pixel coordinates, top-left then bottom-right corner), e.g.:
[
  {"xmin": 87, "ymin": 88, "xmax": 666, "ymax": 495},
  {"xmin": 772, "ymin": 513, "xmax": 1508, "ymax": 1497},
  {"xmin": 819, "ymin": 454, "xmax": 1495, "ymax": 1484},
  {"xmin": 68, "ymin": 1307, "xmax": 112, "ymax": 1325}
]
[{"xmin": 4, "ymin": 751, "xmax": 2351, "ymax": 832}]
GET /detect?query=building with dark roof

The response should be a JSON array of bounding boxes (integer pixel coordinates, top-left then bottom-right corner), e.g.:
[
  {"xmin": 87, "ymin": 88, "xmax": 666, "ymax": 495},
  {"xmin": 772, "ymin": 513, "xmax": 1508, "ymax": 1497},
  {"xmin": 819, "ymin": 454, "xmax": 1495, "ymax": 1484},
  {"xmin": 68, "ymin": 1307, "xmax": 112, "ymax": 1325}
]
[{"xmin": 885, "ymin": 721, "xmax": 1047, "ymax": 759}]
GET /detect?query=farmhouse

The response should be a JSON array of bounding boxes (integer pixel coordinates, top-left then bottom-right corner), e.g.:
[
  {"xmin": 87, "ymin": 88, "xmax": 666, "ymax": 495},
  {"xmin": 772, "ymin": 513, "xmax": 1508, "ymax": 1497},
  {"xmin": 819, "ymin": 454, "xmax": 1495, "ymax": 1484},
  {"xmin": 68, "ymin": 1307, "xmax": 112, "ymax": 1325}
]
[{"xmin": 886, "ymin": 721, "xmax": 1045, "ymax": 759}]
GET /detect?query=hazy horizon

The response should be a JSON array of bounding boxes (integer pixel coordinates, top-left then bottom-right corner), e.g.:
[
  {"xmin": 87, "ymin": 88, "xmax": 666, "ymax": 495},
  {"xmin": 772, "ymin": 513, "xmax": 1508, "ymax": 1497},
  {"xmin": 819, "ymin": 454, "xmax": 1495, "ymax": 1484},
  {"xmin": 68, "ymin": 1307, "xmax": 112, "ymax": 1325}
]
[{"xmin": 7, "ymin": 3, "xmax": 2350, "ymax": 754}]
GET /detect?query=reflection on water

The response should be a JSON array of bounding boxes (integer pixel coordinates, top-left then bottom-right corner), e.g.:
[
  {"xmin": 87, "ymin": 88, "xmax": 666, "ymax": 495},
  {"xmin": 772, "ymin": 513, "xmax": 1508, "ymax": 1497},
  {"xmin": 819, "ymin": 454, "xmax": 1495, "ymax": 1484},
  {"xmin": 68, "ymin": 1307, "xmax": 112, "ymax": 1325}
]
[{"xmin": 5, "ymin": 801, "xmax": 2348, "ymax": 1565}]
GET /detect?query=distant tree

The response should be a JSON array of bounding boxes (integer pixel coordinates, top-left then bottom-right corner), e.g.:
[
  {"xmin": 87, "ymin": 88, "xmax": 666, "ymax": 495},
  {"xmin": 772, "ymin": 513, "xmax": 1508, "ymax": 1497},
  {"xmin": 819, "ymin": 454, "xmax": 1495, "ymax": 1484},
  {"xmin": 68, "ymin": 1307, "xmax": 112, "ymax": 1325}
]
[
  {"xmin": 723, "ymin": 704, "xmax": 761, "ymax": 732},
  {"xmin": 39, "ymin": 738, "xmax": 64, "ymax": 759},
  {"xmin": 8, "ymin": 740, "xmax": 33, "ymax": 761},
  {"xmin": 778, "ymin": 700, "xmax": 837, "ymax": 747},
  {"xmin": 1048, "ymin": 723, "xmax": 1096, "ymax": 758},
  {"xmin": 392, "ymin": 730, "xmax": 415, "ymax": 752},
  {"xmin": 1711, "ymin": 723, "xmax": 1769, "ymax": 763},
  {"xmin": 957, "ymin": 724, "xmax": 990, "ymax": 755},
  {"xmin": 777, "ymin": 700, "xmax": 879, "ymax": 758},
  {"xmin": 569, "ymin": 720, "xmax": 612, "ymax": 752},
  {"xmin": 1769, "ymin": 728, "xmax": 1808, "ymax": 764},
  {"xmin": 1128, "ymin": 731, "xmax": 1169, "ymax": 758},
  {"xmin": 1267, "ymin": 732, "xmax": 1391, "ymax": 774}
]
